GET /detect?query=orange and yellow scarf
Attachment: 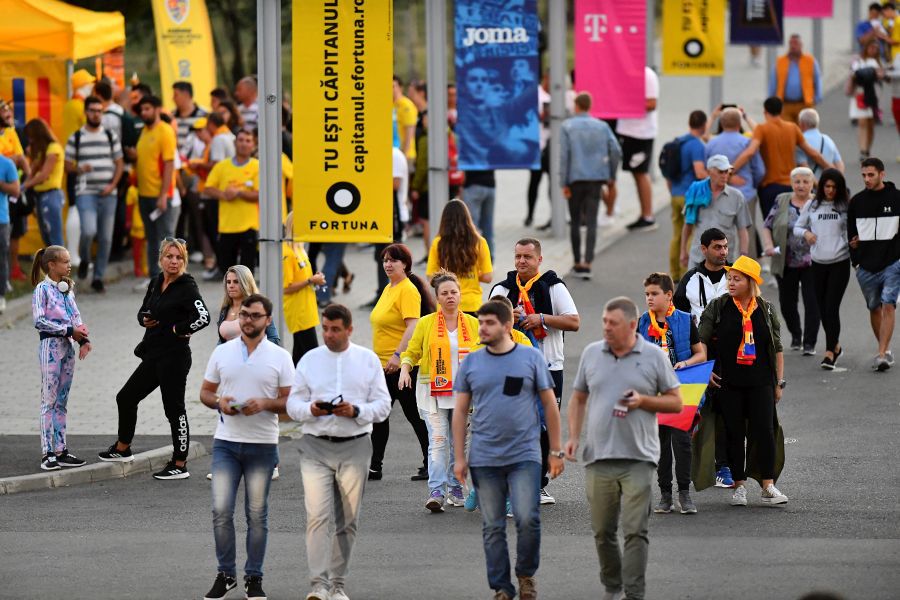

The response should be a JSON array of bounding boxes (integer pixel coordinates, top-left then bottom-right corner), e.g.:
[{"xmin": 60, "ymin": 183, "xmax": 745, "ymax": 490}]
[
  {"xmin": 429, "ymin": 310, "xmax": 474, "ymax": 396},
  {"xmin": 516, "ymin": 272, "xmax": 547, "ymax": 340},
  {"xmin": 647, "ymin": 305, "xmax": 675, "ymax": 353},
  {"xmin": 733, "ymin": 297, "xmax": 758, "ymax": 365}
]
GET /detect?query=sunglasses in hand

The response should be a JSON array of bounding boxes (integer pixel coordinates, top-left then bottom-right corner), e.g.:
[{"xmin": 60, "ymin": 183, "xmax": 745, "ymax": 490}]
[{"xmin": 314, "ymin": 394, "xmax": 344, "ymax": 413}]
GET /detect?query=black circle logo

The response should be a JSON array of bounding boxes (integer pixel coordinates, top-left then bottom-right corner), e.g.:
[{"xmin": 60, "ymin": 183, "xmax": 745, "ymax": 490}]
[
  {"xmin": 684, "ymin": 38, "xmax": 704, "ymax": 58},
  {"xmin": 325, "ymin": 182, "xmax": 361, "ymax": 215}
]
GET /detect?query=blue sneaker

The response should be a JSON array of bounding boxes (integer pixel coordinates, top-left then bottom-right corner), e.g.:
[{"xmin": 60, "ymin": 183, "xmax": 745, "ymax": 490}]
[
  {"xmin": 715, "ymin": 466, "xmax": 735, "ymax": 488},
  {"xmin": 464, "ymin": 488, "xmax": 478, "ymax": 512},
  {"xmin": 505, "ymin": 499, "xmax": 513, "ymax": 518},
  {"xmin": 446, "ymin": 485, "xmax": 466, "ymax": 507}
]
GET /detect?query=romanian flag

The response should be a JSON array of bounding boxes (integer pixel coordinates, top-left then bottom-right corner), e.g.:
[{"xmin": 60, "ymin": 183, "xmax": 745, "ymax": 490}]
[{"xmin": 658, "ymin": 361, "xmax": 715, "ymax": 432}]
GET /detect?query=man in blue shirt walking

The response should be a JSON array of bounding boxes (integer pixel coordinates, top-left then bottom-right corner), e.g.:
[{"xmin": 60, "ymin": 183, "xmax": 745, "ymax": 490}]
[{"xmin": 666, "ymin": 111, "xmax": 707, "ymax": 282}]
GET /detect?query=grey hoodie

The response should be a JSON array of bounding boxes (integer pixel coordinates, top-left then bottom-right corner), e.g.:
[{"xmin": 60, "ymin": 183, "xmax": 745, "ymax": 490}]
[{"xmin": 793, "ymin": 200, "xmax": 850, "ymax": 264}]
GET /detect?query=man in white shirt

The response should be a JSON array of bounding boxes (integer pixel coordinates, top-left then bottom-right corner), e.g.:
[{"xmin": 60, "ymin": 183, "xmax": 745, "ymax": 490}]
[
  {"xmin": 618, "ymin": 66, "xmax": 660, "ymax": 233},
  {"xmin": 490, "ymin": 238, "xmax": 580, "ymax": 504},
  {"xmin": 287, "ymin": 304, "xmax": 392, "ymax": 600},
  {"xmin": 199, "ymin": 293, "xmax": 295, "ymax": 600},
  {"xmin": 235, "ymin": 76, "xmax": 259, "ymax": 132}
]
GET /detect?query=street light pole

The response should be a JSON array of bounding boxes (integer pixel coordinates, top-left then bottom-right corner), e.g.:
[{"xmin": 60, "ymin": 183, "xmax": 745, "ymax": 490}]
[
  {"xmin": 548, "ymin": 0, "xmax": 566, "ymax": 240},
  {"xmin": 425, "ymin": 0, "xmax": 449, "ymax": 237}
]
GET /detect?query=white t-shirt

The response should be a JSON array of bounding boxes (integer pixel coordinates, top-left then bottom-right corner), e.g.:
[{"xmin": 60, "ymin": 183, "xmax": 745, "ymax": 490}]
[
  {"xmin": 392, "ymin": 146, "xmax": 410, "ymax": 222},
  {"xmin": 615, "ymin": 67, "xmax": 660, "ymax": 140},
  {"xmin": 204, "ymin": 337, "xmax": 295, "ymax": 444},
  {"xmin": 489, "ymin": 280, "xmax": 579, "ymax": 371}
]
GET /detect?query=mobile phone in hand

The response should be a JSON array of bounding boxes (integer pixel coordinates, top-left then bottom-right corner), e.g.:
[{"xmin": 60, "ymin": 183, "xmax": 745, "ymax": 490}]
[
  {"xmin": 613, "ymin": 391, "xmax": 633, "ymax": 418},
  {"xmin": 314, "ymin": 401, "xmax": 335, "ymax": 413}
]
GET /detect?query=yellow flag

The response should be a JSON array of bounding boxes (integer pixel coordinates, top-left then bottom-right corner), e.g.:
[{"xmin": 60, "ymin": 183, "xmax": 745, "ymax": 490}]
[
  {"xmin": 292, "ymin": 0, "xmax": 394, "ymax": 243},
  {"xmin": 151, "ymin": 0, "xmax": 217, "ymax": 109},
  {"xmin": 661, "ymin": 0, "xmax": 725, "ymax": 76}
]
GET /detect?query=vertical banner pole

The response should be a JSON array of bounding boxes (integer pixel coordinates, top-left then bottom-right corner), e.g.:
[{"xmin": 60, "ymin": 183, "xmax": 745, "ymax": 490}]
[
  {"xmin": 426, "ymin": 0, "xmax": 449, "ymax": 238},
  {"xmin": 257, "ymin": 0, "xmax": 284, "ymax": 340},
  {"xmin": 812, "ymin": 19, "xmax": 823, "ymax": 73},
  {"xmin": 549, "ymin": 0, "xmax": 566, "ymax": 240},
  {"xmin": 851, "ymin": 0, "xmax": 860, "ymax": 51}
]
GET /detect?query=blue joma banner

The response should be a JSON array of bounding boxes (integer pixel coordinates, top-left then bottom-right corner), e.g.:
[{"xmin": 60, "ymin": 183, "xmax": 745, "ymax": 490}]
[{"xmin": 454, "ymin": 0, "xmax": 541, "ymax": 170}]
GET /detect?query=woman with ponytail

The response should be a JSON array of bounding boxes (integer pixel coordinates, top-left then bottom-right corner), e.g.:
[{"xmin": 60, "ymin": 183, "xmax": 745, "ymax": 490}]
[{"xmin": 31, "ymin": 245, "xmax": 91, "ymax": 471}]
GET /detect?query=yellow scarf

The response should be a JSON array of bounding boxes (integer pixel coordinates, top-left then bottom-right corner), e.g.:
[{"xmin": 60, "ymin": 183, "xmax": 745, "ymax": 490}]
[
  {"xmin": 515, "ymin": 272, "xmax": 547, "ymax": 340},
  {"xmin": 647, "ymin": 304, "xmax": 675, "ymax": 353},
  {"xmin": 429, "ymin": 310, "xmax": 474, "ymax": 396},
  {"xmin": 733, "ymin": 297, "xmax": 758, "ymax": 365}
]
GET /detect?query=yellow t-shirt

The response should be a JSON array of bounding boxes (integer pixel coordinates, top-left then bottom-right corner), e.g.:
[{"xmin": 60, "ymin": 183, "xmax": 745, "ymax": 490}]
[
  {"xmin": 34, "ymin": 142, "xmax": 64, "ymax": 192},
  {"xmin": 135, "ymin": 122, "xmax": 177, "ymax": 197},
  {"xmin": 281, "ymin": 153, "xmax": 293, "ymax": 221},
  {"xmin": 887, "ymin": 17, "xmax": 900, "ymax": 62},
  {"xmin": 0, "ymin": 127, "xmax": 24, "ymax": 158},
  {"xmin": 511, "ymin": 329, "xmax": 533, "ymax": 346},
  {"xmin": 282, "ymin": 242, "xmax": 319, "ymax": 334},
  {"xmin": 206, "ymin": 157, "xmax": 260, "ymax": 234},
  {"xmin": 62, "ymin": 97, "xmax": 85, "ymax": 144},
  {"xmin": 394, "ymin": 95, "xmax": 418, "ymax": 160},
  {"xmin": 370, "ymin": 277, "xmax": 421, "ymax": 366},
  {"xmin": 426, "ymin": 235, "xmax": 493, "ymax": 313}
]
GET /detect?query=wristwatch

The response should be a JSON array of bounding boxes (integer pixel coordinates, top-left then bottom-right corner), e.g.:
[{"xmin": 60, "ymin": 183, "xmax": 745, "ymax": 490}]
[
  {"xmin": 777, "ymin": 379, "xmax": 787, "ymax": 390},
  {"xmin": 550, "ymin": 450, "xmax": 565, "ymax": 459}
]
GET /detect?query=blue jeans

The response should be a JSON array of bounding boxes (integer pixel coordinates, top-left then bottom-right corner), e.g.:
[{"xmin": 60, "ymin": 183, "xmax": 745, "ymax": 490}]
[
  {"xmin": 76, "ymin": 194, "xmax": 117, "ymax": 279},
  {"xmin": 856, "ymin": 261, "xmax": 900, "ymax": 311},
  {"xmin": 462, "ymin": 184, "xmax": 495, "ymax": 257},
  {"xmin": 470, "ymin": 461, "xmax": 542, "ymax": 597},
  {"xmin": 138, "ymin": 196, "xmax": 180, "ymax": 278},
  {"xmin": 37, "ymin": 188, "xmax": 64, "ymax": 246},
  {"xmin": 420, "ymin": 407, "xmax": 463, "ymax": 494},
  {"xmin": 317, "ymin": 243, "xmax": 346, "ymax": 304},
  {"xmin": 211, "ymin": 439, "xmax": 278, "ymax": 578}
]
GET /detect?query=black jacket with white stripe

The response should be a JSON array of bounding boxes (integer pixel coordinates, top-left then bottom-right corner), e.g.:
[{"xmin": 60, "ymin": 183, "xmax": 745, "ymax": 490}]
[{"xmin": 847, "ymin": 181, "xmax": 900, "ymax": 273}]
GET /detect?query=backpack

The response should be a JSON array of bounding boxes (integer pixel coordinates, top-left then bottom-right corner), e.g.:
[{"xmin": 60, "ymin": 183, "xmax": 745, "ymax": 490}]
[
  {"xmin": 658, "ymin": 135, "xmax": 686, "ymax": 181},
  {"xmin": 74, "ymin": 129, "xmax": 116, "ymax": 163}
]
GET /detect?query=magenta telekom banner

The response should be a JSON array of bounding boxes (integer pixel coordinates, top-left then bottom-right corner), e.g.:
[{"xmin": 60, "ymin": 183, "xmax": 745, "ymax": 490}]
[
  {"xmin": 574, "ymin": 0, "xmax": 646, "ymax": 119},
  {"xmin": 784, "ymin": 0, "xmax": 832, "ymax": 18}
]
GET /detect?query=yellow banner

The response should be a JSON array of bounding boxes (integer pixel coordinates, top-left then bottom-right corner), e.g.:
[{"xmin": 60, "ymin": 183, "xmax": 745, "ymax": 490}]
[
  {"xmin": 293, "ymin": 0, "xmax": 394, "ymax": 243},
  {"xmin": 151, "ymin": 0, "xmax": 217, "ymax": 109},
  {"xmin": 661, "ymin": 0, "xmax": 725, "ymax": 76}
]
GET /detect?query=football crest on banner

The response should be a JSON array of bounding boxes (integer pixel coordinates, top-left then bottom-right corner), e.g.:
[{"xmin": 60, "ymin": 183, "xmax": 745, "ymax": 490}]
[{"xmin": 166, "ymin": 0, "xmax": 190, "ymax": 25}]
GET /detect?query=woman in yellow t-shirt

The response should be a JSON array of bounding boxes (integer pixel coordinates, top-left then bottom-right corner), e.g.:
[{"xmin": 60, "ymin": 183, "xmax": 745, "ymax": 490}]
[
  {"xmin": 369, "ymin": 243, "xmax": 434, "ymax": 481},
  {"xmin": 23, "ymin": 119, "xmax": 65, "ymax": 247},
  {"xmin": 282, "ymin": 212, "xmax": 325, "ymax": 364},
  {"xmin": 426, "ymin": 199, "xmax": 492, "ymax": 315}
]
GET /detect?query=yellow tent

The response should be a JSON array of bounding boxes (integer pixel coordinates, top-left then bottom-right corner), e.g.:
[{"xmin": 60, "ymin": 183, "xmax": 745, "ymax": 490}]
[{"xmin": 0, "ymin": 0, "xmax": 124, "ymax": 61}]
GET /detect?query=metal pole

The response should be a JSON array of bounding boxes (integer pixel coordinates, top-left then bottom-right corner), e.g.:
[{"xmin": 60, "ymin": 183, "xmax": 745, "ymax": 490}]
[
  {"xmin": 426, "ymin": 0, "xmax": 448, "ymax": 237},
  {"xmin": 812, "ymin": 19, "xmax": 823, "ymax": 75},
  {"xmin": 765, "ymin": 45, "xmax": 777, "ymax": 91},
  {"xmin": 709, "ymin": 77, "xmax": 723, "ymax": 112},
  {"xmin": 851, "ymin": 0, "xmax": 861, "ymax": 51},
  {"xmin": 548, "ymin": 0, "xmax": 566, "ymax": 240},
  {"xmin": 256, "ymin": 0, "xmax": 284, "ymax": 340},
  {"xmin": 645, "ymin": 0, "xmax": 655, "ymax": 69}
]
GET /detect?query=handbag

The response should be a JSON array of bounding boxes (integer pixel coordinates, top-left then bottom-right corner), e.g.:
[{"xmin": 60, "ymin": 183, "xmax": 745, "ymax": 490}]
[{"xmin": 8, "ymin": 188, "xmax": 34, "ymax": 218}]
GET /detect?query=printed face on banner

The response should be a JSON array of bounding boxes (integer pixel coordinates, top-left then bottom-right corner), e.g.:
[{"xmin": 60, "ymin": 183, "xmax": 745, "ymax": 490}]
[{"xmin": 454, "ymin": 0, "xmax": 541, "ymax": 170}]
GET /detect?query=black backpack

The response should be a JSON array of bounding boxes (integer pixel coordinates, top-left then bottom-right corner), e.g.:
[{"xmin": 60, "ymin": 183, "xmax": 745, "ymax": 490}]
[{"xmin": 658, "ymin": 135, "xmax": 686, "ymax": 181}]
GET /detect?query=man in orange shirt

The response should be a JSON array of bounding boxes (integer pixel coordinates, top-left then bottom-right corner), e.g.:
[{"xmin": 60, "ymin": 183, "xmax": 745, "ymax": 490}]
[
  {"xmin": 731, "ymin": 97, "xmax": 831, "ymax": 225},
  {"xmin": 768, "ymin": 34, "xmax": 821, "ymax": 124}
]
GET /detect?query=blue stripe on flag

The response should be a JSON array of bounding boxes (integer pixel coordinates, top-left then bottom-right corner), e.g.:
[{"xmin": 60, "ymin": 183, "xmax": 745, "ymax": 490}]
[
  {"xmin": 12, "ymin": 78, "xmax": 25, "ymax": 128},
  {"xmin": 676, "ymin": 360, "xmax": 715, "ymax": 385}
]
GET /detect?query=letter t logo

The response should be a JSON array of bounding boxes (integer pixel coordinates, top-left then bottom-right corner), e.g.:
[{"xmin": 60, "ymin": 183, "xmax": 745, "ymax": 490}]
[{"xmin": 584, "ymin": 13, "xmax": 607, "ymax": 42}]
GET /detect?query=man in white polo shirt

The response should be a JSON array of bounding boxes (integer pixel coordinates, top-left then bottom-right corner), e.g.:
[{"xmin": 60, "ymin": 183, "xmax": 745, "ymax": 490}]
[
  {"xmin": 199, "ymin": 293, "xmax": 295, "ymax": 600},
  {"xmin": 287, "ymin": 304, "xmax": 392, "ymax": 600}
]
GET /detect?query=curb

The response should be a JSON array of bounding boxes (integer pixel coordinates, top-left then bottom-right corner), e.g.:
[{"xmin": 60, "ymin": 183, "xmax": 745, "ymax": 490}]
[{"xmin": 0, "ymin": 441, "xmax": 208, "ymax": 495}]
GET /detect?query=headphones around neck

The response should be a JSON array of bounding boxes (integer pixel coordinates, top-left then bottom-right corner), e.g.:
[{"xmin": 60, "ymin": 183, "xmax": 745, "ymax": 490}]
[{"xmin": 55, "ymin": 278, "xmax": 72, "ymax": 294}]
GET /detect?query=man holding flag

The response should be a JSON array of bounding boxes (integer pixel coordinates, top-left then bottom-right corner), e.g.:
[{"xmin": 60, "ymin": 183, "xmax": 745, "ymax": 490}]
[{"xmin": 637, "ymin": 273, "xmax": 707, "ymax": 515}]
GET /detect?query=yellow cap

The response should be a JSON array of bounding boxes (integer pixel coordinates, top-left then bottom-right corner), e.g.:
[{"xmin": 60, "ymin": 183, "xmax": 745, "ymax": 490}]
[
  {"xmin": 724, "ymin": 255, "xmax": 763, "ymax": 285},
  {"xmin": 71, "ymin": 69, "xmax": 94, "ymax": 90},
  {"xmin": 192, "ymin": 117, "xmax": 208, "ymax": 130}
]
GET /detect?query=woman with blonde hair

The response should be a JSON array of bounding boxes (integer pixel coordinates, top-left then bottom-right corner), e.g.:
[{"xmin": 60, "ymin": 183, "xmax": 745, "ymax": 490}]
[
  {"xmin": 216, "ymin": 264, "xmax": 280, "ymax": 345},
  {"xmin": 22, "ymin": 118, "xmax": 66, "ymax": 247},
  {"xmin": 282, "ymin": 212, "xmax": 324, "ymax": 364},
  {"xmin": 100, "ymin": 237, "xmax": 210, "ymax": 480},
  {"xmin": 426, "ymin": 199, "xmax": 492, "ymax": 315}
]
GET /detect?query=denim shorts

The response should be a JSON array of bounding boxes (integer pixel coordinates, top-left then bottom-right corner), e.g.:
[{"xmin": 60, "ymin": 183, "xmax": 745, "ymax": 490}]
[{"xmin": 856, "ymin": 260, "xmax": 900, "ymax": 311}]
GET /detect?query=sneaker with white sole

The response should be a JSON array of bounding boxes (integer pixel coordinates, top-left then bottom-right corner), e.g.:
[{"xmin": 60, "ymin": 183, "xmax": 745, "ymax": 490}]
[
  {"xmin": 57, "ymin": 450, "xmax": 86, "ymax": 467},
  {"xmin": 761, "ymin": 484, "xmax": 788, "ymax": 505},
  {"xmin": 539, "ymin": 488, "xmax": 556, "ymax": 505},
  {"xmin": 98, "ymin": 443, "xmax": 134, "ymax": 462},
  {"xmin": 731, "ymin": 484, "xmax": 748, "ymax": 506},
  {"xmin": 244, "ymin": 575, "xmax": 266, "ymax": 600},
  {"xmin": 886, "ymin": 351, "xmax": 895, "ymax": 366},
  {"xmin": 330, "ymin": 587, "xmax": 350, "ymax": 600},
  {"xmin": 678, "ymin": 490, "xmax": 698, "ymax": 514},
  {"xmin": 425, "ymin": 489, "xmax": 445, "ymax": 512},
  {"xmin": 271, "ymin": 466, "xmax": 280, "ymax": 480},
  {"xmin": 446, "ymin": 485, "xmax": 465, "ymax": 507},
  {"xmin": 305, "ymin": 585, "xmax": 330, "ymax": 600},
  {"xmin": 153, "ymin": 461, "xmax": 190, "ymax": 480},
  {"xmin": 203, "ymin": 572, "xmax": 237, "ymax": 600},
  {"xmin": 40, "ymin": 453, "xmax": 60, "ymax": 471},
  {"xmin": 715, "ymin": 466, "xmax": 735, "ymax": 488},
  {"xmin": 654, "ymin": 492, "xmax": 673, "ymax": 514}
]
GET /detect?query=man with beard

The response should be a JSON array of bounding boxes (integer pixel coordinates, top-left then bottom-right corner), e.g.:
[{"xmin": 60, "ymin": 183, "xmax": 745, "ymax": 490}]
[
  {"xmin": 64, "ymin": 96, "xmax": 124, "ymax": 292},
  {"xmin": 200, "ymin": 293, "xmax": 295, "ymax": 600},
  {"xmin": 134, "ymin": 95, "xmax": 178, "ymax": 283}
]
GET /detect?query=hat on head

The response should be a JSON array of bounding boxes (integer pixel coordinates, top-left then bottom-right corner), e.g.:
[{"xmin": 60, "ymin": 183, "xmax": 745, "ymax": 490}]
[
  {"xmin": 192, "ymin": 117, "xmax": 208, "ymax": 130},
  {"xmin": 71, "ymin": 69, "xmax": 94, "ymax": 90},
  {"xmin": 706, "ymin": 154, "xmax": 732, "ymax": 171},
  {"xmin": 0, "ymin": 97, "xmax": 8, "ymax": 111},
  {"xmin": 724, "ymin": 255, "xmax": 763, "ymax": 285}
]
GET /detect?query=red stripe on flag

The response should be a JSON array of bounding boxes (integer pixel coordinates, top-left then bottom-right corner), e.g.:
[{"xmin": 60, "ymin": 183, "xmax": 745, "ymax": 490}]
[{"xmin": 37, "ymin": 78, "xmax": 51, "ymax": 124}]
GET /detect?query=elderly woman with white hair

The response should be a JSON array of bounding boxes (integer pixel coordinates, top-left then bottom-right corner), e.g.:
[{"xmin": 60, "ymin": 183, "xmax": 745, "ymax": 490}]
[{"xmin": 761, "ymin": 166, "xmax": 820, "ymax": 355}]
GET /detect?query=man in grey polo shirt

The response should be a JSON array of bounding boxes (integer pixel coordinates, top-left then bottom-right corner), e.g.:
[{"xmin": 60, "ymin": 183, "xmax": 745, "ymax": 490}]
[
  {"xmin": 680, "ymin": 154, "xmax": 751, "ymax": 270},
  {"xmin": 565, "ymin": 297, "xmax": 682, "ymax": 600}
]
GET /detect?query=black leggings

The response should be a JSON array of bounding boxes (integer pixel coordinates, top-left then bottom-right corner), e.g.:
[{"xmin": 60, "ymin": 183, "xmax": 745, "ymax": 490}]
[
  {"xmin": 719, "ymin": 385, "xmax": 776, "ymax": 482},
  {"xmin": 811, "ymin": 259, "xmax": 851, "ymax": 352},
  {"xmin": 116, "ymin": 349, "xmax": 192, "ymax": 462},
  {"xmin": 370, "ymin": 368, "xmax": 429, "ymax": 472},
  {"xmin": 658, "ymin": 425, "xmax": 692, "ymax": 493},
  {"xmin": 526, "ymin": 145, "xmax": 550, "ymax": 221},
  {"xmin": 291, "ymin": 327, "xmax": 319, "ymax": 365},
  {"xmin": 775, "ymin": 265, "xmax": 819, "ymax": 347}
]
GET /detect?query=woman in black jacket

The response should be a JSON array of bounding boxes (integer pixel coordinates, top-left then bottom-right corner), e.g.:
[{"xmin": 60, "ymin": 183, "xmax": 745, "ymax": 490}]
[{"xmin": 99, "ymin": 238, "xmax": 210, "ymax": 480}]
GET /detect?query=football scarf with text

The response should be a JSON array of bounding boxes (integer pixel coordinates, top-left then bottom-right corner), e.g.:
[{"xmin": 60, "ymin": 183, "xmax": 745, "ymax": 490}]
[{"xmin": 429, "ymin": 310, "xmax": 474, "ymax": 396}]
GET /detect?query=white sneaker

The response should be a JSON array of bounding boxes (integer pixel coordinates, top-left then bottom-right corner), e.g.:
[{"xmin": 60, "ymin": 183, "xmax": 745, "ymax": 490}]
[
  {"xmin": 305, "ymin": 586, "xmax": 330, "ymax": 600},
  {"xmin": 886, "ymin": 351, "xmax": 895, "ymax": 367},
  {"xmin": 761, "ymin": 484, "xmax": 788, "ymax": 505},
  {"xmin": 0, "ymin": 296, "xmax": 6, "ymax": 314},
  {"xmin": 206, "ymin": 472, "xmax": 212, "ymax": 480},
  {"xmin": 731, "ymin": 484, "xmax": 748, "ymax": 506},
  {"xmin": 539, "ymin": 488, "xmax": 556, "ymax": 505},
  {"xmin": 189, "ymin": 251, "xmax": 204, "ymax": 264},
  {"xmin": 271, "ymin": 466, "xmax": 280, "ymax": 480},
  {"xmin": 330, "ymin": 587, "xmax": 350, "ymax": 600},
  {"xmin": 597, "ymin": 212, "xmax": 615, "ymax": 227}
]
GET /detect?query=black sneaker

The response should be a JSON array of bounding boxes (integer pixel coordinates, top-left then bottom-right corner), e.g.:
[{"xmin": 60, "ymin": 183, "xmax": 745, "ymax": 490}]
[
  {"xmin": 790, "ymin": 337, "xmax": 802, "ymax": 351},
  {"xmin": 626, "ymin": 217, "xmax": 658, "ymax": 232},
  {"xmin": 244, "ymin": 575, "xmax": 267, "ymax": 600},
  {"xmin": 410, "ymin": 465, "xmax": 428, "ymax": 481},
  {"xmin": 57, "ymin": 450, "xmax": 86, "ymax": 468},
  {"xmin": 153, "ymin": 461, "xmax": 190, "ymax": 480},
  {"xmin": 98, "ymin": 443, "xmax": 134, "ymax": 462},
  {"xmin": 802, "ymin": 345, "xmax": 816, "ymax": 356},
  {"xmin": 77, "ymin": 261, "xmax": 89, "ymax": 280},
  {"xmin": 41, "ymin": 453, "xmax": 60, "ymax": 471},
  {"xmin": 90, "ymin": 279, "xmax": 105, "ymax": 293},
  {"xmin": 204, "ymin": 572, "xmax": 237, "ymax": 600},
  {"xmin": 367, "ymin": 468, "xmax": 383, "ymax": 481}
]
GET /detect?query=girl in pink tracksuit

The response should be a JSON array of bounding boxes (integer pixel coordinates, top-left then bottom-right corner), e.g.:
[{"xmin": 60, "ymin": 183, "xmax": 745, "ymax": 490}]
[{"xmin": 31, "ymin": 245, "xmax": 91, "ymax": 471}]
